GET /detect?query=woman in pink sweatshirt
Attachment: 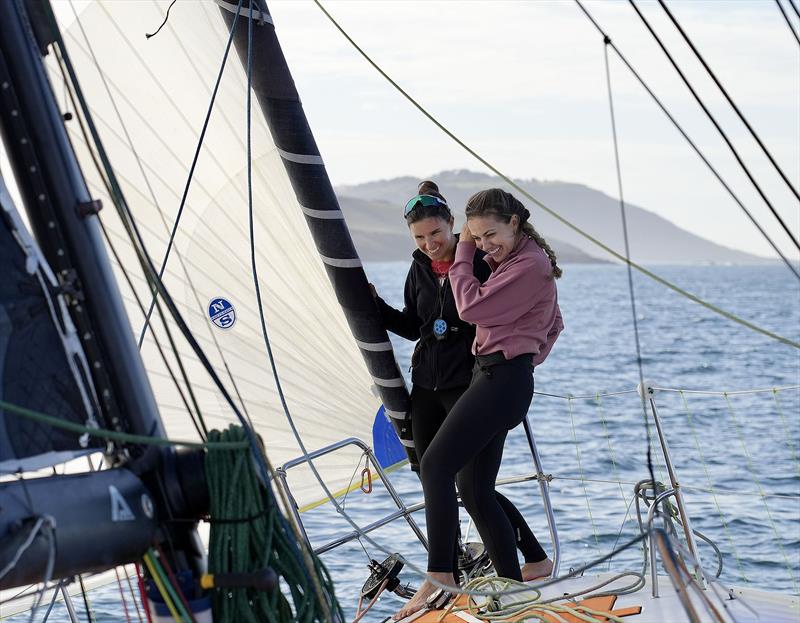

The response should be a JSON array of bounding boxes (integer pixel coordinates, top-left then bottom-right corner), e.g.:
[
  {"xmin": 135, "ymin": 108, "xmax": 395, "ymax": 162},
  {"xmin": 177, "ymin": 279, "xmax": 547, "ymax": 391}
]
[{"xmin": 394, "ymin": 188, "xmax": 563, "ymax": 619}]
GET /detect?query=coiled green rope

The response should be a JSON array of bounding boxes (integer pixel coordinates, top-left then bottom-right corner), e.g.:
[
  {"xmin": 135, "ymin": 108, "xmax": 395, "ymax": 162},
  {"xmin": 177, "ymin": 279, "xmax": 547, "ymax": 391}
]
[{"xmin": 205, "ymin": 425, "xmax": 343, "ymax": 622}]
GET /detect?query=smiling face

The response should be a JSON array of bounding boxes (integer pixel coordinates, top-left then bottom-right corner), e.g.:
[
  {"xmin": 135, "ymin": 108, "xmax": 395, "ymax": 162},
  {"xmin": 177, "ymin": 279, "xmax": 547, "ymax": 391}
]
[
  {"xmin": 409, "ymin": 216, "xmax": 456, "ymax": 261},
  {"xmin": 467, "ymin": 213, "xmax": 520, "ymax": 263}
]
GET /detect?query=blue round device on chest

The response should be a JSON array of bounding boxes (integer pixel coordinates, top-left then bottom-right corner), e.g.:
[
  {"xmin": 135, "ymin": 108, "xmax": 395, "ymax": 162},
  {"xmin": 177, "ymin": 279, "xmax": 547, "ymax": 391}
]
[{"xmin": 433, "ymin": 318, "xmax": 448, "ymax": 340}]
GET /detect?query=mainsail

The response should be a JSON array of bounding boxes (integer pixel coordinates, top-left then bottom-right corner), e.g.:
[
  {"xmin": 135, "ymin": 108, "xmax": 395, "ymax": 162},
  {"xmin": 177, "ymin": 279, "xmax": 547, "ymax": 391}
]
[{"xmin": 49, "ymin": 0, "xmax": 409, "ymax": 510}]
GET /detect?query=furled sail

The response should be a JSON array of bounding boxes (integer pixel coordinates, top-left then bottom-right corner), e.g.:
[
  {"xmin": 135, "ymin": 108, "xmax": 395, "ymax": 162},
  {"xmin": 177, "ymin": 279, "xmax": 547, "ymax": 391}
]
[{"xmin": 49, "ymin": 0, "xmax": 407, "ymax": 510}]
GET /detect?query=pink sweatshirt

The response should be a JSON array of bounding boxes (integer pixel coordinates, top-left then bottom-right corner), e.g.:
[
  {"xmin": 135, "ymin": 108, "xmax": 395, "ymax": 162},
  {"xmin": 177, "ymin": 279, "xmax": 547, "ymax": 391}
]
[{"xmin": 451, "ymin": 236, "xmax": 563, "ymax": 367}]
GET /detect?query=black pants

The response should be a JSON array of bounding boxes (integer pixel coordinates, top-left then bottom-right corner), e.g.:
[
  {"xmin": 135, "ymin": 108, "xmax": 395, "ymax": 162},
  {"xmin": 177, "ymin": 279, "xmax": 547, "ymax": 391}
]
[{"xmin": 414, "ymin": 355, "xmax": 546, "ymax": 579}]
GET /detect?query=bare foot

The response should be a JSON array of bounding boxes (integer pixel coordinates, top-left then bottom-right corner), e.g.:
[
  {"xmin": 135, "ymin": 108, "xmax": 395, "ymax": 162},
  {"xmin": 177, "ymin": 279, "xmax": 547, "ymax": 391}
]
[
  {"xmin": 393, "ymin": 571, "xmax": 457, "ymax": 620},
  {"xmin": 521, "ymin": 558, "xmax": 554, "ymax": 582}
]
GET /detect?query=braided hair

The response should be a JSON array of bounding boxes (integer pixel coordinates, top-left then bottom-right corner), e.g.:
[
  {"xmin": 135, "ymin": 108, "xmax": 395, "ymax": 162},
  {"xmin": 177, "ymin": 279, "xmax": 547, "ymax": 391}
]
[
  {"xmin": 465, "ymin": 188, "xmax": 562, "ymax": 279},
  {"xmin": 405, "ymin": 180, "xmax": 453, "ymax": 225}
]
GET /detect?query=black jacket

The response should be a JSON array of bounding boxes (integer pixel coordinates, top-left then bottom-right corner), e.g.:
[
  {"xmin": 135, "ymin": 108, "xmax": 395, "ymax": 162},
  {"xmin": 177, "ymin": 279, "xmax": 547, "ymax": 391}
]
[{"xmin": 376, "ymin": 242, "xmax": 491, "ymax": 391}]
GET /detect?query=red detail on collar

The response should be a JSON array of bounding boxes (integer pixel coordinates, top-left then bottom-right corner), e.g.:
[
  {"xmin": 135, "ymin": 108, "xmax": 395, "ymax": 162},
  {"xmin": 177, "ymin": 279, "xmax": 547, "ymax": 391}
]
[{"xmin": 431, "ymin": 259, "xmax": 453, "ymax": 277}]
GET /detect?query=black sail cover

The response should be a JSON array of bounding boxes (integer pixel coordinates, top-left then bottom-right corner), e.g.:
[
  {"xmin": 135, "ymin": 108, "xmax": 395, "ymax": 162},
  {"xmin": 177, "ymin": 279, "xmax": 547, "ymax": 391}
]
[{"xmin": 0, "ymin": 187, "xmax": 99, "ymax": 472}]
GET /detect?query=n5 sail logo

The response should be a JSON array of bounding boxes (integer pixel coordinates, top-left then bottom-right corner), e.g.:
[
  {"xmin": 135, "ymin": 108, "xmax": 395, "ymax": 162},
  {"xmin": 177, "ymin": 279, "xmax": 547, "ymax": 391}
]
[{"xmin": 208, "ymin": 297, "xmax": 236, "ymax": 329}]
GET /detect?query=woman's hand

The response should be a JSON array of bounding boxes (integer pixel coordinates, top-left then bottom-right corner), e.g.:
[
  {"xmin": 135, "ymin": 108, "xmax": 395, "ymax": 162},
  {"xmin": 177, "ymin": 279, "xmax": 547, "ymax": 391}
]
[{"xmin": 460, "ymin": 221, "xmax": 473, "ymax": 242}]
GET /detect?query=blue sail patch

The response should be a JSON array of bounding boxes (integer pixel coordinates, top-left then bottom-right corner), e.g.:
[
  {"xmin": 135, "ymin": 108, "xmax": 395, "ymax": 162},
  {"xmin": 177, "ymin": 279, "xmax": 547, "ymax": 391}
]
[{"xmin": 372, "ymin": 405, "xmax": 406, "ymax": 468}]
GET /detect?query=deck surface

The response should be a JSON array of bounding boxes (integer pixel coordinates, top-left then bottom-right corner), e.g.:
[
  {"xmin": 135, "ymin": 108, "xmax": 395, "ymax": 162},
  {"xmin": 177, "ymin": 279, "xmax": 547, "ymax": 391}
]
[{"xmin": 397, "ymin": 573, "xmax": 800, "ymax": 623}]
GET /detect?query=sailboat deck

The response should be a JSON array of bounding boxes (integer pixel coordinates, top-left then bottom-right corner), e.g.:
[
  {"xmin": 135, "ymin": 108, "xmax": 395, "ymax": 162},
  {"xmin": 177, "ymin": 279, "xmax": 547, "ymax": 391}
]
[{"xmin": 401, "ymin": 573, "xmax": 800, "ymax": 623}]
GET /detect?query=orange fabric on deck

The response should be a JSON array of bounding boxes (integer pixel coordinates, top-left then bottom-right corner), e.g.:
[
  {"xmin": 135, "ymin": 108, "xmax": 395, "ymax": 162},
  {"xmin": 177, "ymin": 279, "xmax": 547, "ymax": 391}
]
[{"xmin": 413, "ymin": 594, "xmax": 642, "ymax": 622}]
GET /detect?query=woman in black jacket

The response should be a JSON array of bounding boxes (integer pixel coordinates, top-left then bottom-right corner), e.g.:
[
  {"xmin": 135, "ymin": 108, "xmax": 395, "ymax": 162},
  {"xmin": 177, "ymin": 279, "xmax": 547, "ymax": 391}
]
[{"xmin": 371, "ymin": 181, "xmax": 552, "ymax": 618}]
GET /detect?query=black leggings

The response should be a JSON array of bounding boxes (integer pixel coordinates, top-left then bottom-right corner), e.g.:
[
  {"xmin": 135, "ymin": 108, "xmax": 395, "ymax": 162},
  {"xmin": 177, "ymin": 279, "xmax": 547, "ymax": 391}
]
[{"xmin": 414, "ymin": 356, "xmax": 546, "ymax": 579}]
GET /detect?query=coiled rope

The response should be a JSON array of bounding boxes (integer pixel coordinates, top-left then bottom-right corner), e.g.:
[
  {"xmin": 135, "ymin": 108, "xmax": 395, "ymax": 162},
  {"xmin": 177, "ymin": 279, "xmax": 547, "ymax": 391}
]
[{"xmin": 205, "ymin": 425, "xmax": 343, "ymax": 622}]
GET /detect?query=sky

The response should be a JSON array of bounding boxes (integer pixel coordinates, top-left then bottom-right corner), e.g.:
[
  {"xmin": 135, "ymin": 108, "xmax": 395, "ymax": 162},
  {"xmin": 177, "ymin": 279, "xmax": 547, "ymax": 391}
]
[{"xmin": 8, "ymin": 0, "xmax": 800, "ymax": 261}]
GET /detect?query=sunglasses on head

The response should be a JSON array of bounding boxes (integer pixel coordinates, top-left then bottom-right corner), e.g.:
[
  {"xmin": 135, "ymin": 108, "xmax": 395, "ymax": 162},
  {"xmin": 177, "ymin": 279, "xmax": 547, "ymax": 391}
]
[{"xmin": 403, "ymin": 194, "xmax": 449, "ymax": 218}]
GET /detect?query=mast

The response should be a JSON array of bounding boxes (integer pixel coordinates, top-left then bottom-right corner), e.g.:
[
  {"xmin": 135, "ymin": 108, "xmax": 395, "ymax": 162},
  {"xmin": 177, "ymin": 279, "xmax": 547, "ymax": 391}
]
[
  {"xmin": 218, "ymin": 0, "xmax": 417, "ymax": 467},
  {"xmin": 0, "ymin": 0, "xmax": 164, "ymax": 447}
]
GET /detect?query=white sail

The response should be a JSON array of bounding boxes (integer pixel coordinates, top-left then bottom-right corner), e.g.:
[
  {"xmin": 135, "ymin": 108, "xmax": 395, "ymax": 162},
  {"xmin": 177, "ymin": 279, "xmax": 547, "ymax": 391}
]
[{"xmin": 49, "ymin": 0, "xmax": 396, "ymax": 510}]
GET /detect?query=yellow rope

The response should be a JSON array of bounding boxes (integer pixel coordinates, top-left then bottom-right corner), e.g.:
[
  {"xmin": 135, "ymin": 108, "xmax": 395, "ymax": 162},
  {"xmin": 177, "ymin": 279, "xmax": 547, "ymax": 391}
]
[
  {"xmin": 595, "ymin": 394, "xmax": 630, "ymax": 512},
  {"xmin": 723, "ymin": 393, "xmax": 797, "ymax": 592},
  {"xmin": 142, "ymin": 553, "xmax": 182, "ymax": 622},
  {"xmin": 567, "ymin": 398, "xmax": 600, "ymax": 550},
  {"xmin": 772, "ymin": 389, "xmax": 800, "ymax": 477},
  {"xmin": 679, "ymin": 391, "xmax": 747, "ymax": 584}
]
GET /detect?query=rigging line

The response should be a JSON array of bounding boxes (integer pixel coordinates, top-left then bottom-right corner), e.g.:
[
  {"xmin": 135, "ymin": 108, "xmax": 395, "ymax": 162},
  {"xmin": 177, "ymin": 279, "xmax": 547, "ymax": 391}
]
[
  {"xmin": 53, "ymin": 45, "xmax": 265, "ymax": 280},
  {"xmin": 536, "ymin": 389, "xmax": 638, "ymax": 400},
  {"xmin": 131, "ymin": 0, "xmax": 243, "ymax": 349},
  {"xmin": 594, "ymin": 395, "xmax": 631, "ymax": 516},
  {"xmin": 242, "ymin": 8, "xmax": 334, "ymax": 620},
  {"xmin": 772, "ymin": 390, "xmax": 800, "ymax": 471},
  {"xmin": 655, "ymin": 384, "xmax": 800, "ymax": 395},
  {"xmin": 237, "ymin": 9, "xmax": 588, "ymax": 605},
  {"xmin": 77, "ymin": 575, "xmax": 95, "ymax": 623},
  {"xmin": 775, "ymin": 0, "xmax": 800, "ymax": 45},
  {"xmin": 54, "ymin": 47, "xmax": 209, "ymax": 442},
  {"xmin": 790, "ymin": 0, "xmax": 800, "ymax": 19},
  {"xmin": 26, "ymin": 527, "xmax": 56, "ymax": 623},
  {"xmin": 678, "ymin": 391, "xmax": 747, "ymax": 583},
  {"xmin": 553, "ymin": 475, "xmax": 800, "ymax": 500},
  {"xmin": 65, "ymin": 3, "xmax": 255, "ymax": 429},
  {"xmin": 0, "ymin": 399, "xmax": 249, "ymax": 449},
  {"xmin": 162, "ymin": 2, "xmax": 345, "ymax": 293},
  {"xmin": 603, "ymin": 41, "xmax": 657, "ymax": 495},
  {"xmin": 573, "ymin": 1, "xmax": 800, "ymax": 280},
  {"xmin": 90, "ymin": 1, "xmax": 284, "ymax": 263},
  {"xmin": 627, "ymin": 0, "xmax": 800, "ymax": 251},
  {"xmin": 39, "ymin": 580, "xmax": 62, "ymax": 623},
  {"xmin": 99, "ymin": 218, "xmax": 208, "ymax": 441},
  {"xmin": 0, "ymin": 518, "xmax": 46, "ymax": 581},
  {"xmin": 114, "ymin": 568, "xmax": 133, "ymax": 623},
  {"xmin": 145, "ymin": 0, "xmax": 177, "ymax": 39},
  {"xmin": 53, "ymin": 0, "xmax": 276, "ymax": 490},
  {"xmin": 313, "ymin": 1, "xmax": 800, "ymax": 344},
  {"xmin": 606, "ymin": 495, "xmax": 635, "ymax": 573},
  {"xmin": 566, "ymin": 398, "xmax": 601, "ymax": 549},
  {"xmin": 659, "ymin": 0, "xmax": 800, "ymax": 200},
  {"xmin": 722, "ymin": 393, "xmax": 797, "ymax": 591},
  {"xmin": 122, "ymin": 566, "xmax": 145, "ymax": 623}
]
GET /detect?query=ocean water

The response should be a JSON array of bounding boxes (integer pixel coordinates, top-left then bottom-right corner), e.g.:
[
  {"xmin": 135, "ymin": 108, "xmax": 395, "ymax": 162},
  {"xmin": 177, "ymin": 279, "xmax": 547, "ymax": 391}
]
[{"xmin": 9, "ymin": 263, "xmax": 800, "ymax": 622}]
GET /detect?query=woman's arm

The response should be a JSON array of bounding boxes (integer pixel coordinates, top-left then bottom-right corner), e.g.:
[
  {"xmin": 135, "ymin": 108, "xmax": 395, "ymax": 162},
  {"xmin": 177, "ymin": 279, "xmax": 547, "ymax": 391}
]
[
  {"xmin": 374, "ymin": 270, "xmax": 422, "ymax": 340},
  {"xmin": 450, "ymin": 240, "xmax": 544, "ymax": 327}
]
